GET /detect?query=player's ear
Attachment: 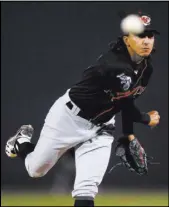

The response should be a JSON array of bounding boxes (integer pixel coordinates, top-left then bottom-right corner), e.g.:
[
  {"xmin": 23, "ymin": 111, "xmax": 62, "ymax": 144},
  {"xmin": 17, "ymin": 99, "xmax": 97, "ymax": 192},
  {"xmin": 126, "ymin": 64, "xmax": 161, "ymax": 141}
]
[{"xmin": 123, "ymin": 35, "xmax": 130, "ymax": 47}]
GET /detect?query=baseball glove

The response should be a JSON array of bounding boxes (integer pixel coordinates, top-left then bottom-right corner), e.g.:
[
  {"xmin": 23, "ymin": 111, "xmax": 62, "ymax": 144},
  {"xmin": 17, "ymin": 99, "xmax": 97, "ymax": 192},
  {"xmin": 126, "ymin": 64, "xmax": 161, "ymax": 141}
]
[{"xmin": 111, "ymin": 136, "xmax": 148, "ymax": 175}]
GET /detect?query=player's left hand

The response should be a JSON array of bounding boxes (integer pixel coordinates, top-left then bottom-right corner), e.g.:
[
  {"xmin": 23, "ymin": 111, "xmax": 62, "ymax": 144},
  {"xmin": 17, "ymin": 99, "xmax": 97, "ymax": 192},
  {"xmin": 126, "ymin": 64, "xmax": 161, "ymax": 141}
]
[
  {"xmin": 115, "ymin": 136, "xmax": 148, "ymax": 175},
  {"xmin": 147, "ymin": 110, "xmax": 160, "ymax": 127}
]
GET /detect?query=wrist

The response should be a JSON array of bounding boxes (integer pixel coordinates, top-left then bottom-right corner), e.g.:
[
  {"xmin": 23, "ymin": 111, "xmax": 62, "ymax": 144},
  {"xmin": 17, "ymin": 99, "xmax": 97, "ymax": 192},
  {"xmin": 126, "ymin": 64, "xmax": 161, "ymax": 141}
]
[{"xmin": 141, "ymin": 113, "xmax": 151, "ymax": 125}]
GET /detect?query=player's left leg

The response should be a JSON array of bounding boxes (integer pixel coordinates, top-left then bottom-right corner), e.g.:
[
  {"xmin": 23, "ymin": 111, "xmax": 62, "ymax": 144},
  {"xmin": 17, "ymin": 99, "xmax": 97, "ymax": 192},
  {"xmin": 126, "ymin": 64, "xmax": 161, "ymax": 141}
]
[
  {"xmin": 72, "ymin": 133, "xmax": 114, "ymax": 207},
  {"xmin": 5, "ymin": 124, "xmax": 35, "ymax": 159},
  {"xmin": 5, "ymin": 123, "xmax": 69, "ymax": 178}
]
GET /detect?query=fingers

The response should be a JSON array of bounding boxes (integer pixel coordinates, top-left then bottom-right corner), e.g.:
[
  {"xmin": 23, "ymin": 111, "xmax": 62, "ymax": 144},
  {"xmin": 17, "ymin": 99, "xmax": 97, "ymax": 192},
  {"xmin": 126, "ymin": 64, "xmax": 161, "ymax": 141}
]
[
  {"xmin": 148, "ymin": 110, "xmax": 159, "ymax": 115},
  {"xmin": 148, "ymin": 111, "xmax": 160, "ymax": 120},
  {"xmin": 154, "ymin": 111, "xmax": 160, "ymax": 119},
  {"xmin": 152, "ymin": 111, "xmax": 158, "ymax": 115},
  {"xmin": 152, "ymin": 114, "xmax": 160, "ymax": 120}
]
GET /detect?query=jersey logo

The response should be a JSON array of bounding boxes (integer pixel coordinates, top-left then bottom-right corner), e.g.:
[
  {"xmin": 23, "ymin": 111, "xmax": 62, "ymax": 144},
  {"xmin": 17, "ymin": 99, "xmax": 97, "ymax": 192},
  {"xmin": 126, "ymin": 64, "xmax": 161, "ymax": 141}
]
[{"xmin": 116, "ymin": 73, "xmax": 132, "ymax": 91}]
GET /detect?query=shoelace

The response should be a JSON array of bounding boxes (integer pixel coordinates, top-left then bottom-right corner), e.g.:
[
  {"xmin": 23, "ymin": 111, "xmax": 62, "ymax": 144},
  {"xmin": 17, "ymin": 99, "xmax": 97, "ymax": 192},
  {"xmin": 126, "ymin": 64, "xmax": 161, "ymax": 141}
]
[{"xmin": 108, "ymin": 156, "xmax": 160, "ymax": 174}]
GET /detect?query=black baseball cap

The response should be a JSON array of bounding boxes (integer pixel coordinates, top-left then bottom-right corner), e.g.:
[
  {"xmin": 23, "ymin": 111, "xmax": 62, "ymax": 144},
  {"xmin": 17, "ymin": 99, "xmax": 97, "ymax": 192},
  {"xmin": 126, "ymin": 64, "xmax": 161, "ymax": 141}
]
[
  {"xmin": 137, "ymin": 11, "xmax": 160, "ymax": 35},
  {"xmin": 118, "ymin": 11, "xmax": 160, "ymax": 35}
]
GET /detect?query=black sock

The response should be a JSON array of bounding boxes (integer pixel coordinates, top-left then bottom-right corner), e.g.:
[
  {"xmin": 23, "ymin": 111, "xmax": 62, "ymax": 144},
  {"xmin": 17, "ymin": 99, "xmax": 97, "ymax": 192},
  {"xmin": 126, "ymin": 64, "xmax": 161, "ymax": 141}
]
[
  {"xmin": 74, "ymin": 197, "xmax": 94, "ymax": 207},
  {"xmin": 15, "ymin": 141, "xmax": 35, "ymax": 160}
]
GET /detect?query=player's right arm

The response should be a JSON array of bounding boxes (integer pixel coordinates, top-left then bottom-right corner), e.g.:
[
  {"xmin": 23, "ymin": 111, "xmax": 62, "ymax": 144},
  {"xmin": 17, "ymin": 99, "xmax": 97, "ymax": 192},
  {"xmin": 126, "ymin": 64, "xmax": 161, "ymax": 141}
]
[{"xmin": 121, "ymin": 98, "xmax": 160, "ymax": 127}]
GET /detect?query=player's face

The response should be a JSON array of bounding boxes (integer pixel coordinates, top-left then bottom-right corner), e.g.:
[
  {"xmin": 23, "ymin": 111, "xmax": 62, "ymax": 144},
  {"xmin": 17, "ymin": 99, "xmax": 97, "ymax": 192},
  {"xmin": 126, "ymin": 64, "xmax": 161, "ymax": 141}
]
[{"xmin": 127, "ymin": 32, "xmax": 155, "ymax": 57}]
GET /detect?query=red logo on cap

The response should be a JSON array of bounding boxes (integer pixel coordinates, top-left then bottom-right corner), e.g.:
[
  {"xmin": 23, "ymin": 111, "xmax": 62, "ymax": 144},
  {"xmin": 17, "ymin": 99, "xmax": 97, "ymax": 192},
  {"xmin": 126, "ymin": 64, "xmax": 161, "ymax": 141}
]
[{"xmin": 140, "ymin": 15, "xmax": 151, "ymax": 26}]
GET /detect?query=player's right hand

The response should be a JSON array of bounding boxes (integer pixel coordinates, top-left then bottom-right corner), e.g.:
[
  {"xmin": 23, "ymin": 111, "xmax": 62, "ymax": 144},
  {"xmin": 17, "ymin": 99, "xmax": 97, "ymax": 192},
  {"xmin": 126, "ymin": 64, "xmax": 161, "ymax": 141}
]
[{"xmin": 147, "ymin": 110, "xmax": 160, "ymax": 127}]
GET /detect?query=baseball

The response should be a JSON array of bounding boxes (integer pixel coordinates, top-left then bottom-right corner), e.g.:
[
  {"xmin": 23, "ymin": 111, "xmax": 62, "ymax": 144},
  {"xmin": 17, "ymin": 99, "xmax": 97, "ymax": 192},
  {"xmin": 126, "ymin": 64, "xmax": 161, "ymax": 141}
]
[{"xmin": 120, "ymin": 14, "xmax": 145, "ymax": 35}]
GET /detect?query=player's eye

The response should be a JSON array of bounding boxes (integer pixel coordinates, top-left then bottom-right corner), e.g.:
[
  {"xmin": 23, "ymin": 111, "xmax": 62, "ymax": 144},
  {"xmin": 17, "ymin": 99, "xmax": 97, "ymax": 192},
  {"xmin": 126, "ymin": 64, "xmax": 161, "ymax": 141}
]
[{"xmin": 147, "ymin": 33, "xmax": 154, "ymax": 38}]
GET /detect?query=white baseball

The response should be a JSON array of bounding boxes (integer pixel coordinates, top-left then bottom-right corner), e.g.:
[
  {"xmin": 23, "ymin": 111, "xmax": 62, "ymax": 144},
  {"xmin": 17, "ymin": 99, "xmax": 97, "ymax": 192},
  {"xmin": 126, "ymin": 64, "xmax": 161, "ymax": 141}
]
[{"xmin": 120, "ymin": 14, "xmax": 145, "ymax": 35}]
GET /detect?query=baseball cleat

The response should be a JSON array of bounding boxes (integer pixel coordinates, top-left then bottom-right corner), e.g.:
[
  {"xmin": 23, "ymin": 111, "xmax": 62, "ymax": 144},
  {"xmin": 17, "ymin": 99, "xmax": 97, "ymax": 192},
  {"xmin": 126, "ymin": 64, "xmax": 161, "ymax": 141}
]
[{"xmin": 5, "ymin": 125, "xmax": 34, "ymax": 158}]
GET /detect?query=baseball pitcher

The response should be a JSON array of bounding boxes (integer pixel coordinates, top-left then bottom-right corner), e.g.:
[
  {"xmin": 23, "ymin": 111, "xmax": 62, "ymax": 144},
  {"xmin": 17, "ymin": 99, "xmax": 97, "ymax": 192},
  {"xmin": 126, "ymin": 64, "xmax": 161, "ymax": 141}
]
[{"xmin": 5, "ymin": 11, "xmax": 160, "ymax": 207}]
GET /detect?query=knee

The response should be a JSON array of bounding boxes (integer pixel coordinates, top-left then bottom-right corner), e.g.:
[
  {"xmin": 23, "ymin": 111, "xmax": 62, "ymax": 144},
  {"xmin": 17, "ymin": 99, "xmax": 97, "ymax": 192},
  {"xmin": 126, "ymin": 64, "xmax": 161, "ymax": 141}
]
[
  {"xmin": 27, "ymin": 170, "xmax": 46, "ymax": 178},
  {"xmin": 26, "ymin": 163, "xmax": 50, "ymax": 178}
]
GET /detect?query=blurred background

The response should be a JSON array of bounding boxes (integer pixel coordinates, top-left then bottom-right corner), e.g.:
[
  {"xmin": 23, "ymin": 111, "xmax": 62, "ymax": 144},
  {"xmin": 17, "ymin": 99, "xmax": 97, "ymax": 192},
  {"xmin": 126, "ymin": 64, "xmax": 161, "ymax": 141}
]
[{"xmin": 1, "ymin": 1, "xmax": 168, "ymax": 206}]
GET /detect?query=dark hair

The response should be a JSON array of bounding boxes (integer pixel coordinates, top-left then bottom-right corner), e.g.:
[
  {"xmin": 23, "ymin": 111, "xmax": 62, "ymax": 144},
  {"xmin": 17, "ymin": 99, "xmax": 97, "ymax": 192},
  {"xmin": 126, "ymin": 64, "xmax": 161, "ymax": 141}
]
[{"xmin": 109, "ymin": 36, "xmax": 127, "ymax": 53}]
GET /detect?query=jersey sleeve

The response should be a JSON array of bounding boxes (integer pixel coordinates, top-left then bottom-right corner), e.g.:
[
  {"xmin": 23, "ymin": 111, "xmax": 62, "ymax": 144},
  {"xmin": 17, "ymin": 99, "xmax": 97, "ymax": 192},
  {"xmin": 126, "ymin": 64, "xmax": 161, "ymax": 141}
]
[{"xmin": 121, "ymin": 98, "xmax": 151, "ymax": 135}]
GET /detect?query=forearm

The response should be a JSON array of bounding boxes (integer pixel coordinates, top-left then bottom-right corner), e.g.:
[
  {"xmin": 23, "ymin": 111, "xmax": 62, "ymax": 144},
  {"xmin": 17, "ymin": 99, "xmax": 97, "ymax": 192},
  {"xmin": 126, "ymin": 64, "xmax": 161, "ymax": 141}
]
[
  {"xmin": 122, "ymin": 109, "xmax": 134, "ymax": 135},
  {"xmin": 121, "ymin": 98, "xmax": 150, "ymax": 125},
  {"xmin": 132, "ymin": 111, "xmax": 150, "ymax": 124},
  {"xmin": 121, "ymin": 99, "xmax": 151, "ymax": 137}
]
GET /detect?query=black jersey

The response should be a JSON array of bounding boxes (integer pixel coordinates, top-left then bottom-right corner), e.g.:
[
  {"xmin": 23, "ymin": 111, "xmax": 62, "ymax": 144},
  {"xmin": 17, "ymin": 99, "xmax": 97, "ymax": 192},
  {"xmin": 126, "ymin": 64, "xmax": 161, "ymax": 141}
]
[{"xmin": 69, "ymin": 38, "xmax": 153, "ymax": 127}]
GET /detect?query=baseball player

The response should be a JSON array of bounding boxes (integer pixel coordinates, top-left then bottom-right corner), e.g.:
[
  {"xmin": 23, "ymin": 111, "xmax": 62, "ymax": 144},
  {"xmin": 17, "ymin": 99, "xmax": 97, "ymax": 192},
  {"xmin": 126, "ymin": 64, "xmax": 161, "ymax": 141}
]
[{"xmin": 5, "ymin": 12, "xmax": 160, "ymax": 207}]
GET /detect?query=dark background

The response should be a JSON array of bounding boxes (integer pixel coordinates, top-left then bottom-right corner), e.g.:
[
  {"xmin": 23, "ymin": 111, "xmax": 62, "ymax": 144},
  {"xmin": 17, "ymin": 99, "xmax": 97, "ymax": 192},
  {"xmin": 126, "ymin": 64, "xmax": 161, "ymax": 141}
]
[{"xmin": 1, "ymin": 2, "xmax": 168, "ymax": 192}]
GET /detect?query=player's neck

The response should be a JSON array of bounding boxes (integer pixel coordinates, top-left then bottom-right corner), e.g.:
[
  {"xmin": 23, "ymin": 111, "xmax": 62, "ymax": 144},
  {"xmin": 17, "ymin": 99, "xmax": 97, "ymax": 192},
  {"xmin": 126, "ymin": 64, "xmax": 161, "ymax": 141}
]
[
  {"xmin": 131, "ymin": 53, "xmax": 144, "ymax": 64},
  {"xmin": 127, "ymin": 46, "xmax": 144, "ymax": 64}
]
